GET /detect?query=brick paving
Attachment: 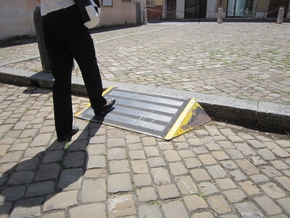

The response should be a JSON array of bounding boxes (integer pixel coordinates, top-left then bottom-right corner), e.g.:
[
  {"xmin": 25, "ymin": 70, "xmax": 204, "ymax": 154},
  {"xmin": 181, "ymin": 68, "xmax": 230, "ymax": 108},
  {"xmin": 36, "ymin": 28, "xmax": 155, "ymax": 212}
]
[{"xmin": 0, "ymin": 22, "xmax": 290, "ymax": 217}]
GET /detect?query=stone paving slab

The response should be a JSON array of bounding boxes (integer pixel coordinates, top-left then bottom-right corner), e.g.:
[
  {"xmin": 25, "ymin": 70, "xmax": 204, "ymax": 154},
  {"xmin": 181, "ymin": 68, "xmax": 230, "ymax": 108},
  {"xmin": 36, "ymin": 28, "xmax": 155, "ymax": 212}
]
[
  {"xmin": 1, "ymin": 22, "xmax": 290, "ymax": 133},
  {"xmin": 1, "ymin": 22, "xmax": 290, "ymax": 106},
  {"xmin": 0, "ymin": 83, "xmax": 289, "ymax": 217},
  {"xmin": 0, "ymin": 66, "xmax": 289, "ymax": 133},
  {"xmin": 0, "ymin": 21, "xmax": 290, "ymax": 217}
]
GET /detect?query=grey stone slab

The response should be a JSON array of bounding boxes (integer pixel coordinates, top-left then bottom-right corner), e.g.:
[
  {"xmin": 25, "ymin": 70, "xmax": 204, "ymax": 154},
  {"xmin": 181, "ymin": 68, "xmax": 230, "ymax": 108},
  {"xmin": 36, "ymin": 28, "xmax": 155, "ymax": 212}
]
[
  {"xmin": 157, "ymin": 184, "xmax": 180, "ymax": 200},
  {"xmin": 0, "ymin": 67, "xmax": 34, "ymax": 87},
  {"xmin": 81, "ymin": 179, "xmax": 106, "ymax": 203},
  {"xmin": 43, "ymin": 190, "xmax": 78, "ymax": 212},
  {"xmin": 42, "ymin": 211, "xmax": 65, "ymax": 218},
  {"xmin": 26, "ymin": 181, "xmax": 55, "ymax": 197},
  {"xmin": 131, "ymin": 160, "xmax": 149, "ymax": 174},
  {"xmin": 250, "ymin": 174, "xmax": 269, "ymax": 183},
  {"xmin": 0, "ymin": 173, "xmax": 9, "ymax": 186},
  {"xmin": 220, "ymin": 160, "xmax": 238, "ymax": 170},
  {"xmin": 223, "ymin": 189, "xmax": 247, "ymax": 203},
  {"xmin": 260, "ymin": 182, "xmax": 286, "ymax": 199},
  {"xmin": 107, "ymin": 148, "xmax": 126, "ymax": 160},
  {"xmin": 0, "ymin": 151, "xmax": 23, "ymax": 164},
  {"xmin": 190, "ymin": 168, "xmax": 211, "ymax": 181},
  {"xmin": 277, "ymin": 198, "xmax": 290, "ymax": 215},
  {"xmin": 107, "ymin": 194, "xmax": 136, "ymax": 218},
  {"xmin": 257, "ymin": 148, "xmax": 276, "ymax": 160},
  {"xmin": 10, "ymin": 197, "xmax": 43, "ymax": 218},
  {"xmin": 192, "ymin": 212, "xmax": 215, "ymax": 218},
  {"xmin": 162, "ymin": 201, "xmax": 189, "ymax": 218},
  {"xmin": 234, "ymin": 202, "xmax": 263, "ymax": 218},
  {"xmin": 136, "ymin": 187, "xmax": 157, "ymax": 202},
  {"xmin": 107, "ymin": 173, "xmax": 132, "ymax": 193},
  {"xmin": 206, "ymin": 165, "xmax": 227, "ymax": 179},
  {"xmin": 207, "ymin": 195, "xmax": 232, "ymax": 214},
  {"xmin": 230, "ymin": 170, "xmax": 247, "ymax": 181},
  {"xmin": 151, "ymin": 168, "xmax": 171, "ymax": 185},
  {"xmin": 15, "ymin": 157, "xmax": 40, "ymax": 171},
  {"xmin": 275, "ymin": 176, "xmax": 290, "ymax": 192},
  {"xmin": 69, "ymin": 203, "xmax": 106, "ymax": 218},
  {"xmin": 144, "ymin": 146, "xmax": 160, "ymax": 157},
  {"xmin": 129, "ymin": 150, "xmax": 145, "ymax": 160},
  {"xmin": 86, "ymin": 155, "xmax": 106, "ymax": 169},
  {"xmin": 138, "ymin": 205, "xmax": 163, "ymax": 218},
  {"xmin": 198, "ymin": 182, "xmax": 219, "ymax": 195},
  {"xmin": 147, "ymin": 157, "xmax": 166, "ymax": 168},
  {"xmin": 254, "ymin": 196, "xmax": 282, "ymax": 216},
  {"xmin": 63, "ymin": 151, "xmax": 85, "ymax": 168},
  {"xmin": 168, "ymin": 162, "xmax": 188, "ymax": 176},
  {"xmin": 215, "ymin": 178, "xmax": 237, "ymax": 190},
  {"xmin": 57, "ymin": 168, "xmax": 83, "ymax": 191},
  {"xmin": 109, "ymin": 160, "xmax": 130, "ymax": 173},
  {"xmin": 0, "ymin": 186, "xmax": 26, "ymax": 202},
  {"xmin": 175, "ymin": 176, "xmax": 198, "ymax": 195},
  {"xmin": 260, "ymin": 166, "xmax": 282, "ymax": 177},
  {"xmin": 42, "ymin": 150, "xmax": 64, "ymax": 163},
  {"xmin": 0, "ymin": 202, "xmax": 12, "ymax": 217},
  {"xmin": 163, "ymin": 150, "xmax": 181, "ymax": 162},
  {"xmin": 7, "ymin": 171, "xmax": 34, "ymax": 185},
  {"xmin": 184, "ymin": 195, "xmax": 208, "ymax": 211},
  {"xmin": 133, "ymin": 174, "xmax": 152, "ymax": 187},
  {"xmin": 34, "ymin": 163, "xmax": 60, "ymax": 181}
]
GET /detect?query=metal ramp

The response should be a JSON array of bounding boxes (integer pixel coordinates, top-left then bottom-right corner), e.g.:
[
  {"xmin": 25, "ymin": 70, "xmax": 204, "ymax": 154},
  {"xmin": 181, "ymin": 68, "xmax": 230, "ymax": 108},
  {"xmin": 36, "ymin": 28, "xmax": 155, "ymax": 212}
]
[{"xmin": 75, "ymin": 87, "xmax": 211, "ymax": 140}]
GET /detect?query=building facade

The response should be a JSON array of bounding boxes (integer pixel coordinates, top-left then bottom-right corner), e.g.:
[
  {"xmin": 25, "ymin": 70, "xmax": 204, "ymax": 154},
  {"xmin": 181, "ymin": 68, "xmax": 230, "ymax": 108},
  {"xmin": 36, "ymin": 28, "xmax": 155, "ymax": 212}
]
[
  {"xmin": 146, "ymin": 0, "xmax": 290, "ymax": 20},
  {"xmin": 0, "ymin": 0, "xmax": 146, "ymax": 41}
]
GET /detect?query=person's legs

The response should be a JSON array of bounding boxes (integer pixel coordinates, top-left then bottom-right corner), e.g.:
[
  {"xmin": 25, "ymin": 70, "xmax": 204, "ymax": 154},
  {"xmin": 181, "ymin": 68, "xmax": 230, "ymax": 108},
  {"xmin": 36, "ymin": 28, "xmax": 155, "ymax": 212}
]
[
  {"xmin": 42, "ymin": 11, "xmax": 74, "ymax": 139},
  {"xmin": 55, "ymin": 5, "xmax": 107, "ymax": 111},
  {"xmin": 42, "ymin": 5, "xmax": 114, "ymax": 140}
]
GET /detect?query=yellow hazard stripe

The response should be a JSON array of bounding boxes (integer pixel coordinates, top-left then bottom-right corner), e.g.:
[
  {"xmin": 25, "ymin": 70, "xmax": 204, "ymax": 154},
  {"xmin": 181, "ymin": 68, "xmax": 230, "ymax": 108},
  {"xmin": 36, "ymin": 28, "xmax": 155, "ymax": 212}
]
[
  {"xmin": 75, "ymin": 86, "xmax": 115, "ymax": 117},
  {"xmin": 102, "ymin": 86, "xmax": 115, "ymax": 95},
  {"xmin": 164, "ymin": 98, "xmax": 196, "ymax": 140}
]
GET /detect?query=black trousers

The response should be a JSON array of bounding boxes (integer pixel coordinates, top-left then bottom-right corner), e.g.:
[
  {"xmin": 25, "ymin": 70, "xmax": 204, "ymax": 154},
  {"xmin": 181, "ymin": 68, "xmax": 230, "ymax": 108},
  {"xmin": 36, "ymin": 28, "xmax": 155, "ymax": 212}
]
[{"xmin": 42, "ymin": 4, "xmax": 106, "ymax": 138}]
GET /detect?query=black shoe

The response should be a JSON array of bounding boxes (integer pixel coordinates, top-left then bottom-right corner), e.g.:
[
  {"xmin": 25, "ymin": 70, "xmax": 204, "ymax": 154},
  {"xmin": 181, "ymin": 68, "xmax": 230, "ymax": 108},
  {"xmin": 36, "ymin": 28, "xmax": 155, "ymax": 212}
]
[
  {"xmin": 94, "ymin": 98, "xmax": 115, "ymax": 115},
  {"xmin": 58, "ymin": 126, "xmax": 79, "ymax": 142}
]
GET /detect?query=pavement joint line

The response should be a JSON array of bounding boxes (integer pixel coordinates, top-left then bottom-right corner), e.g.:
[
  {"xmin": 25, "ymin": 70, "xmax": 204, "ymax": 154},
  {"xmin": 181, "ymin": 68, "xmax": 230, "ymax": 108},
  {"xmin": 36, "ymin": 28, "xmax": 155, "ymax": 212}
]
[
  {"xmin": 0, "ymin": 56, "xmax": 40, "ymax": 67},
  {"xmin": 0, "ymin": 66, "xmax": 289, "ymax": 134},
  {"xmin": 94, "ymin": 23, "xmax": 190, "ymax": 44}
]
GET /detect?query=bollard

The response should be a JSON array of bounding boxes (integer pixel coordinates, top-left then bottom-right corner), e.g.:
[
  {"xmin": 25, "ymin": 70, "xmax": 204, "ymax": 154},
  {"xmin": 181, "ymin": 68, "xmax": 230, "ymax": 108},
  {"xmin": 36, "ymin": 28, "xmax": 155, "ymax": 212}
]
[
  {"xmin": 217, "ymin": 7, "xmax": 223, "ymax": 24},
  {"xmin": 277, "ymin": 7, "xmax": 284, "ymax": 24},
  {"xmin": 143, "ymin": 8, "xmax": 147, "ymax": 25}
]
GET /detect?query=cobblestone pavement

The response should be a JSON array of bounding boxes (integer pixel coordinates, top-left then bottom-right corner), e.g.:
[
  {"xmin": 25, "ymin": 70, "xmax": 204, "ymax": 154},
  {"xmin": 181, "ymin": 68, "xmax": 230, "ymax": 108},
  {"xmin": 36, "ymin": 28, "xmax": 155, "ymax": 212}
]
[
  {"xmin": 1, "ymin": 22, "xmax": 290, "ymax": 106},
  {"xmin": 0, "ymin": 83, "xmax": 289, "ymax": 218},
  {"xmin": 0, "ymin": 22, "xmax": 290, "ymax": 217}
]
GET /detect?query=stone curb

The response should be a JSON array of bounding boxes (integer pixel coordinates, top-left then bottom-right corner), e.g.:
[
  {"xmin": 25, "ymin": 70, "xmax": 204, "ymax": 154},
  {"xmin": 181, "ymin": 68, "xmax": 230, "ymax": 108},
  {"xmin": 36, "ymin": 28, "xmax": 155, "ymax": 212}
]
[{"xmin": 0, "ymin": 66, "xmax": 289, "ymax": 134}]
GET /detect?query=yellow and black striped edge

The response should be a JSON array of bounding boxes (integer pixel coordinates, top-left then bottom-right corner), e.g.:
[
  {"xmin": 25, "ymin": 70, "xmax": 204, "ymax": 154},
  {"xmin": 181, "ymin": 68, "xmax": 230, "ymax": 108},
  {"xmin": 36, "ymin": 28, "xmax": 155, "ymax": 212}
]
[
  {"xmin": 75, "ymin": 87, "xmax": 211, "ymax": 140},
  {"xmin": 165, "ymin": 98, "xmax": 198, "ymax": 140},
  {"xmin": 74, "ymin": 86, "xmax": 115, "ymax": 117}
]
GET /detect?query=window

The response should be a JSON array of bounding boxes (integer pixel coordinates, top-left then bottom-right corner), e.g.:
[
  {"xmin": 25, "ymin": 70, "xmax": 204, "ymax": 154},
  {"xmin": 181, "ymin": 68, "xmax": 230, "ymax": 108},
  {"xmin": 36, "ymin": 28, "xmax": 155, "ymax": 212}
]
[
  {"xmin": 147, "ymin": 0, "xmax": 155, "ymax": 6},
  {"xmin": 226, "ymin": 0, "xmax": 257, "ymax": 17}
]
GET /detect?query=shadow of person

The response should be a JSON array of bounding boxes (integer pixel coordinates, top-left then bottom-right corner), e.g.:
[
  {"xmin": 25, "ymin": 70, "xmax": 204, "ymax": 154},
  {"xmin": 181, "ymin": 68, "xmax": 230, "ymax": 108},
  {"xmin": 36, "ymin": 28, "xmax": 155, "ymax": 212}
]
[{"xmin": 0, "ymin": 119, "xmax": 104, "ymax": 217}]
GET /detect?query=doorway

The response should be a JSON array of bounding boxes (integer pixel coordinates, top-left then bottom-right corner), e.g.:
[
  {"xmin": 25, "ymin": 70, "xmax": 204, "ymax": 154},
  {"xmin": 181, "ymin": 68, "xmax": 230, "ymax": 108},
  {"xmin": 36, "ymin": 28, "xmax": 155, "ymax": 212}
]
[
  {"xmin": 185, "ymin": 0, "xmax": 207, "ymax": 18},
  {"xmin": 267, "ymin": 0, "xmax": 289, "ymax": 18},
  {"xmin": 167, "ymin": 0, "xmax": 176, "ymax": 19}
]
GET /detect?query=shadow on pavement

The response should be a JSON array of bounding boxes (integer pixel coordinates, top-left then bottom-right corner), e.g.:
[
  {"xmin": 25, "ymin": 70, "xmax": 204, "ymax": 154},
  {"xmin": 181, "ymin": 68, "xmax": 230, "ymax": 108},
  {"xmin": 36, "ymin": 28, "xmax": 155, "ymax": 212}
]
[{"xmin": 0, "ymin": 119, "xmax": 103, "ymax": 216}]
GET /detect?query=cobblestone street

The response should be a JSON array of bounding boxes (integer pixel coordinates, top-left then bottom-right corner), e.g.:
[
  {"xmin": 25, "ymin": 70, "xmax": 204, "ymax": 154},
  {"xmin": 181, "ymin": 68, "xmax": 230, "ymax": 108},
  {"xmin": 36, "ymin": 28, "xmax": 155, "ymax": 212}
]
[{"xmin": 0, "ymin": 22, "xmax": 290, "ymax": 217}]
